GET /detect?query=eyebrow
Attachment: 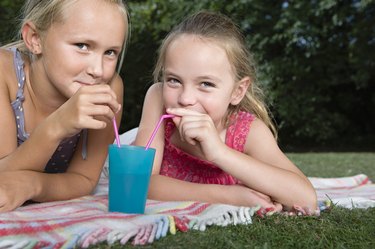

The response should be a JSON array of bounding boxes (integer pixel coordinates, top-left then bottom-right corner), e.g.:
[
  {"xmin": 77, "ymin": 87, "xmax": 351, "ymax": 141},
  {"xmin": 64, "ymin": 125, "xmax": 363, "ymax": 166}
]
[
  {"xmin": 164, "ymin": 69, "xmax": 220, "ymax": 81},
  {"xmin": 70, "ymin": 36, "xmax": 123, "ymax": 50},
  {"xmin": 196, "ymin": 75, "xmax": 221, "ymax": 82}
]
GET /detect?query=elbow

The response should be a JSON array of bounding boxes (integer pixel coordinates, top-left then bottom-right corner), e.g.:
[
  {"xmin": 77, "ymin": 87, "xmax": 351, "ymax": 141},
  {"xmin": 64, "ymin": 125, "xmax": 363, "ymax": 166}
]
[
  {"xmin": 284, "ymin": 186, "xmax": 318, "ymax": 212},
  {"xmin": 297, "ymin": 188, "xmax": 318, "ymax": 212},
  {"xmin": 305, "ymin": 189, "xmax": 318, "ymax": 211}
]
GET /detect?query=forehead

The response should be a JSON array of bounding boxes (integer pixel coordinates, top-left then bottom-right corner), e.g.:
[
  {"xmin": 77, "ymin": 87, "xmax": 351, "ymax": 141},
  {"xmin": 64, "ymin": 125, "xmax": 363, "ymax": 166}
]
[
  {"xmin": 56, "ymin": 0, "xmax": 127, "ymax": 44},
  {"xmin": 166, "ymin": 34, "xmax": 231, "ymax": 65},
  {"xmin": 165, "ymin": 34, "xmax": 235, "ymax": 77}
]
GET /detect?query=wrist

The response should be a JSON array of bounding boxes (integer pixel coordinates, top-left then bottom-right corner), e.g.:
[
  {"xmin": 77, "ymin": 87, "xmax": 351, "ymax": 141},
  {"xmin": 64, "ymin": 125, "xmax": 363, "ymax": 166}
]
[
  {"xmin": 18, "ymin": 170, "xmax": 42, "ymax": 201},
  {"xmin": 38, "ymin": 114, "xmax": 66, "ymax": 142},
  {"xmin": 210, "ymin": 144, "xmax": 232, "ymax": 169},
  {"xmin": 206, "ymin": 184, "xmax": 227, "ymax": 204}
]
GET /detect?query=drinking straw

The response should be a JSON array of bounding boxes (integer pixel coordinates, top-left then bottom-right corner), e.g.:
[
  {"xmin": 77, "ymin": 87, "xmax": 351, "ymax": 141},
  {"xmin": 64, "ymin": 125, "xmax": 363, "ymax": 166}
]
[
  {"xmin": 145, "ymin": 114, "xmax": 175, "ymax": 150},
  {"xmin": 112, "ymin": 117, "xmax": 121, "ymax": 147}
]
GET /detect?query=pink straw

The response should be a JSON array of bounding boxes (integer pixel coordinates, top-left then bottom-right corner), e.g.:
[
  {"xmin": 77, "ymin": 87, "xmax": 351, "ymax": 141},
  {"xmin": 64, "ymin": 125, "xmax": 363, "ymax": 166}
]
[
  {"xmin": 145, "ymin": 114, "xmax": 175, "ymax": 150},
  {"xmin": 112, "ymin": 117, "xmax": 121, "ymax": 147}
]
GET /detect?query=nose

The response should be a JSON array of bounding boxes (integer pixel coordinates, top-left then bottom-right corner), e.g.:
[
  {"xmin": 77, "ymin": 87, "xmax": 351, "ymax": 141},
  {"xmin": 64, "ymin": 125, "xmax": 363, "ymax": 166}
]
[
  {"xmin": 177, "ymin": 86, "xmax": 197, "ymax": 107},
  {"xmin": 86, "ymin": 54, "xmax": 104, "ymax": 79}
]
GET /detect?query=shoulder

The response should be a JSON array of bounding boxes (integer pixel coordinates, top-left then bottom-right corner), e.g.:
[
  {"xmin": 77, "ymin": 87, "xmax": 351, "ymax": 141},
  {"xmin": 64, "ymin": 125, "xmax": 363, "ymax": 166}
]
[
  {"xmin": 0, "ymin": 47, "xmax": 12, "ymax": 61},
  {"xmin": 110, "ymin": 73, "xmax": 123, "ymax": 93},
  {"xmin": 143, "ymin": 83, "xmax": 163, "ymax": 106},
  {"xmin": 244, "ymin": 118, "xmax": 279, "ymax": 155},
  {"xmin": 0, "ymin": 48, "xmax": 14, "ymax": 79},
  {"xmin": 140, "ymin": 83, "xmax": 164, "ymax": 122},
  {"xmin": 0, "ymin": 48, "xmax": 15, "ymax": 96},
  {"xmin": 146, "ymin": 82, "xmax": 163, "ymax": 97}
]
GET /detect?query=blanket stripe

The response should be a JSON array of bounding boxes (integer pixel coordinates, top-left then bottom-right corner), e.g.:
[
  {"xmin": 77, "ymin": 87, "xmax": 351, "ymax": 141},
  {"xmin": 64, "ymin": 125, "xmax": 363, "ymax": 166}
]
[{"xmin": 0, "ymin": 174, "xmax": 374, "ymax": 249}]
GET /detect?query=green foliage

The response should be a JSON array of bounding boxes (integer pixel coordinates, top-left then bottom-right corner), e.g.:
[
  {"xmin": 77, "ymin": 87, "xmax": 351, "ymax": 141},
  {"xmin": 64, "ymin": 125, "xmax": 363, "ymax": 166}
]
[
  {"xmin": 243, "ymin": 0, "xmax": 375, "ymax": 145},
  {"xmin": 0, "ymin": 0, "xmax": 23, "ymax": 46}
]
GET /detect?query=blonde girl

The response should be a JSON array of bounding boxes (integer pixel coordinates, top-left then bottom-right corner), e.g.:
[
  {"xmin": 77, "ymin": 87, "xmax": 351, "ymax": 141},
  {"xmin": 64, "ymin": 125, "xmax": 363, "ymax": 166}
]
[
  {"xmin": 135, "ymin": 11, "xmax": 317, "ymax": 211},
  {"xmin": 0, "ymin": 0, "xmax": 129, "ymax": 212}
]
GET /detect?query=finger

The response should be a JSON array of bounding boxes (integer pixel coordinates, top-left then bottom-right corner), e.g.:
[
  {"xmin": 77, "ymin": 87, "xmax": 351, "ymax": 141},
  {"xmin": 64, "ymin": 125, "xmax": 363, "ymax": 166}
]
[
  {"xmin": 178, "ymin": 114, "xmax": 211, "ymax": 132},
  {"xmin": 179, "ymin": 124, "xmax": 208, "ymax": 146},
  {"xmin": 80, "ymin": 116, "xmax": 107, "ymax": 130},
  {"xmin": 166, "ymin": 108, "xmax": 204, "ymax": 117},
  {"xmin": 171, "ymin": 115, "xmax": 202, "ymax": 130},
  {"xmin": 79, "ymin": 84, "xmax": 117, "ymax": 98},
  {"xmin": 81, "ymin": 105, "xmax": 117, "ymax": 121},
  {"xmin": 85, "ymin": 93, "xmax": 121, "ymax": 113},
  {"xmin": 274, "ymin": 203, "xmax": 283, "ymax": 212},
  {"xmin": 76, "ymin": 85, "xmax": 117, "ymax": 105}
]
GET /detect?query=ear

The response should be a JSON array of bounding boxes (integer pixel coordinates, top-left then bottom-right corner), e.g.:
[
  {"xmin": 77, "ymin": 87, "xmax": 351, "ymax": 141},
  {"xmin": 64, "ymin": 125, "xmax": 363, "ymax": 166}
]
[
  {"xmin": 21, "ymin": 22, "xmax": 42, "ymax": 54},
  {"xmin": 230, "ymin": 76, "xmax": 250, "ymax": 105}
]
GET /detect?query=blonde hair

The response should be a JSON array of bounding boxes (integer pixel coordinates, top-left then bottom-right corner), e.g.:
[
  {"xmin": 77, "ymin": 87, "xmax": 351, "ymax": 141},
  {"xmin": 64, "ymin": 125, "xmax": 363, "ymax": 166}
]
[
  {"xmin": 153, "ymin": 11, "xmax": 277, "ymax": 138},
  {"xmin": 4, "ymin": 0, "xmax": 130, "ymax": 72}
]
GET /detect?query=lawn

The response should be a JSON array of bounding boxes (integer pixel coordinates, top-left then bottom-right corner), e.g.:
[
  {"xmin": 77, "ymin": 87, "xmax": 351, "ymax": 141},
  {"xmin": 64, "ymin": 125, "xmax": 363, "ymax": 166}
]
[{"xmin": 88, "ymin": 152, "xmax": 375, "ymax": 249}]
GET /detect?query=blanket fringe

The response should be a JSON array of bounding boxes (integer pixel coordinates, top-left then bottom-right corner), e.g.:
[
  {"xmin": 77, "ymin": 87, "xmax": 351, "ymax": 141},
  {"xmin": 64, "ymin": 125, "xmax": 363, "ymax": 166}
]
[{"xmin": 58, "ymin": 206, "xmax": 261, "ymax": 248}]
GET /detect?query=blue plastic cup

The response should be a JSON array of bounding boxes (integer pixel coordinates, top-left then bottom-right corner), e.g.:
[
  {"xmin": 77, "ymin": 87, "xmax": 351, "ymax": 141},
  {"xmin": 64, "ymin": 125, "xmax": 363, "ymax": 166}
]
[{"xmin": 108, "ymin": 144, "xmax": 155, "ymax": 214}]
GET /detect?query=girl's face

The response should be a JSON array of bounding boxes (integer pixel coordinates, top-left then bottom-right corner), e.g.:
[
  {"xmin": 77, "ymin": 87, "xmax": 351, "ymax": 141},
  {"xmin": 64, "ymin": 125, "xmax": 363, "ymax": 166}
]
[
  {"xmin": 37, "ymin": 0, "xmax": 126, "ymax": 98},
  {"xmin": 162, "ymin": 34, "xmax": 241, "ymax": 130}
]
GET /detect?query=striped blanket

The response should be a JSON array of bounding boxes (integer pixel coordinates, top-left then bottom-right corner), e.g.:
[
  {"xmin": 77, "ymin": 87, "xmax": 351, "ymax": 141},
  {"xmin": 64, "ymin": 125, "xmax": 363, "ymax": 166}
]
[
  {"xmin": 1, "ymin": 129, "xmax": 374, "ymax": 248},
  {"xmin": 0, "ymin": 173, "xmax": 374, "ymax": 249}
]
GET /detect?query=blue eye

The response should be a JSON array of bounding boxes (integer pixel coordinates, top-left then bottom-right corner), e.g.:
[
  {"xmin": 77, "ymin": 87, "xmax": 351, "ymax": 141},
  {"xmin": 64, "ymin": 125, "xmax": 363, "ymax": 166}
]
[
  {"xmin": 105, "ymin": 50, "xmax": 118, "ymax": 57},
  {"xmin": 201, "ymin": 81, "xmax": 215, "ymax": 88},
  {"xmin": 166, "ymin": 77, "xmax": 180, "ymax": 84},
  {"xmin": 76, "ymin": 43, "xmax": 88, "ymax": 51}
]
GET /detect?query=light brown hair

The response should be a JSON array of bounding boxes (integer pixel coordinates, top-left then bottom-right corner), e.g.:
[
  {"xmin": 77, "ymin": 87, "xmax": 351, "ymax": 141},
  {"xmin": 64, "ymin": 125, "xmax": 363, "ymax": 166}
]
[{"xmin": 153, "ymin": 11, "xmax": 277, "ymax": 138}]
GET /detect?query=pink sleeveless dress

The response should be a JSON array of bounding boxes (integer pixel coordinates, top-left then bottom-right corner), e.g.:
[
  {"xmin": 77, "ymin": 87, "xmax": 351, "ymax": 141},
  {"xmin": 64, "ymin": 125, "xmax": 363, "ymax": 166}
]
[{"xmin": 160, "ymin": 111, "xmax": 256, "ymax": 185}]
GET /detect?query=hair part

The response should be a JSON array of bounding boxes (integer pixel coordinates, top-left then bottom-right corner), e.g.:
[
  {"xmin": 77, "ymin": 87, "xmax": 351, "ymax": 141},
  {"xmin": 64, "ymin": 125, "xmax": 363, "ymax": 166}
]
[{"xmin": 153, "ymin": 11, "xmax": 277, "ymax": 138}]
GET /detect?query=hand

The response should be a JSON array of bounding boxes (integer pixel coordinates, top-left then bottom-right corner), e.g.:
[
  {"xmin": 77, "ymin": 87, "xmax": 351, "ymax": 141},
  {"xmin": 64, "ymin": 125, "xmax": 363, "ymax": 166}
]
[
  {"xmin": 222, "ymin": 184, "xmax": 283, "ymax": 211},
  {"xmin": 166, "ymin": 108, "xmax": 225, "ymax": 162},
  {"xmin": 52, "ymin": 84, "xmax": 121, "ymax": 139},
  {"xmin": 0, "ymin": 171, "xmax": 34, "ymax": 212}
]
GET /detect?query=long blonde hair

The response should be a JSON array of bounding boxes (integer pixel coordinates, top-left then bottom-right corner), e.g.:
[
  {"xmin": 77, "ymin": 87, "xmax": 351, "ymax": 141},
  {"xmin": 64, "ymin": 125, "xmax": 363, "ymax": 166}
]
[
  {"xmin": 4, "ymin": 0, "xmax": 130, "ymax": 72},
  {"xmin": 153, "ymin": 11, "xmax": 277, "ymax": 138}
]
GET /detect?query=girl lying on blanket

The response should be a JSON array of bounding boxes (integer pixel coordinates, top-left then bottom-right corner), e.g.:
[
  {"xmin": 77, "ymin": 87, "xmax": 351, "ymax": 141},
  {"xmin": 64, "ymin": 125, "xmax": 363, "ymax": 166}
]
[
  {"xmin": 134, "ymin": 11, "xmax": 317, "ymax": 213},
  {"xmin": 0, "ymin": 0, "xmax": 128, "ymax": 212}
]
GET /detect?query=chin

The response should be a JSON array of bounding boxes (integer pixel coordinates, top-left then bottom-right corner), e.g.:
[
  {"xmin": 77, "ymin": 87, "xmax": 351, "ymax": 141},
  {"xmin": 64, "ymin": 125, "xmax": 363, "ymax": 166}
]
[{"xmin": 69, "ymin": 86, "xmax": 82, "ymax": 96}]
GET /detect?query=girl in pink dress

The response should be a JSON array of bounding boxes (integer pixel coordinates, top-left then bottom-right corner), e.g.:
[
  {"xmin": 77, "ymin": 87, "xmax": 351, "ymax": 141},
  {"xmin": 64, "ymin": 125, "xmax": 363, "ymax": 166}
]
[{"xmin": 135, "ymin": 11, "xmax": 317, "ymax": 212}]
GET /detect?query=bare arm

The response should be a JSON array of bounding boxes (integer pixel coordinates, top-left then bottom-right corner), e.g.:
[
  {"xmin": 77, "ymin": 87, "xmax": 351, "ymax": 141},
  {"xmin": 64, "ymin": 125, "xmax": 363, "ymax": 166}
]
[
  {"xmin": 149, "ymin": 174, "xmax": 281, "ymax": 210},
  {"xmin": 0, "ymin": 54, "xmax": 123, "ymax": 211},
  {"xmin": 35, "ymin": 75, "xmax": 123, "ymax": 201},
  {"xmin": 210, "ymin": 119, "xmax": 317, "ymax": 210},
  {"xmin": 165, "ymin": 107, "xmax": 317, "ymax": 210}
]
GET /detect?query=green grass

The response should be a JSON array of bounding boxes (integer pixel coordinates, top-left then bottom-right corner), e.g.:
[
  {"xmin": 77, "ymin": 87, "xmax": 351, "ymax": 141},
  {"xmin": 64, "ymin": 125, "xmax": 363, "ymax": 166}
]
[{"xmin": 87, "ymin": 153, "xmax": 375, "ymax": 249}]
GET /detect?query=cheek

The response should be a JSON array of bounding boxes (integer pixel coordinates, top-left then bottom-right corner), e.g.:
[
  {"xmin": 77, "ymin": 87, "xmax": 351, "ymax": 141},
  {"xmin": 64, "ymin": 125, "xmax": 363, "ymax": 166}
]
[
  {"xmin": 162, "ymin": 87, "xmax": 177, "ymax": 106},
  {"xmin": 103, "ymin": 62, "xmax": 118, "ymax": 80}
]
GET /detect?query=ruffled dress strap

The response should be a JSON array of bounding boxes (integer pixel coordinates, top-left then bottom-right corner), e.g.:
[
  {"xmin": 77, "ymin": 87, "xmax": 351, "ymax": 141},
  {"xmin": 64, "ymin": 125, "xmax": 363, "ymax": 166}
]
[
  {"xmin": 225, "ymin": 111, "xmax": 256, "ymax": 152},
  {"xmin": 10, "ymin": 47, "xmax": 28, "ymax": 143}
]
